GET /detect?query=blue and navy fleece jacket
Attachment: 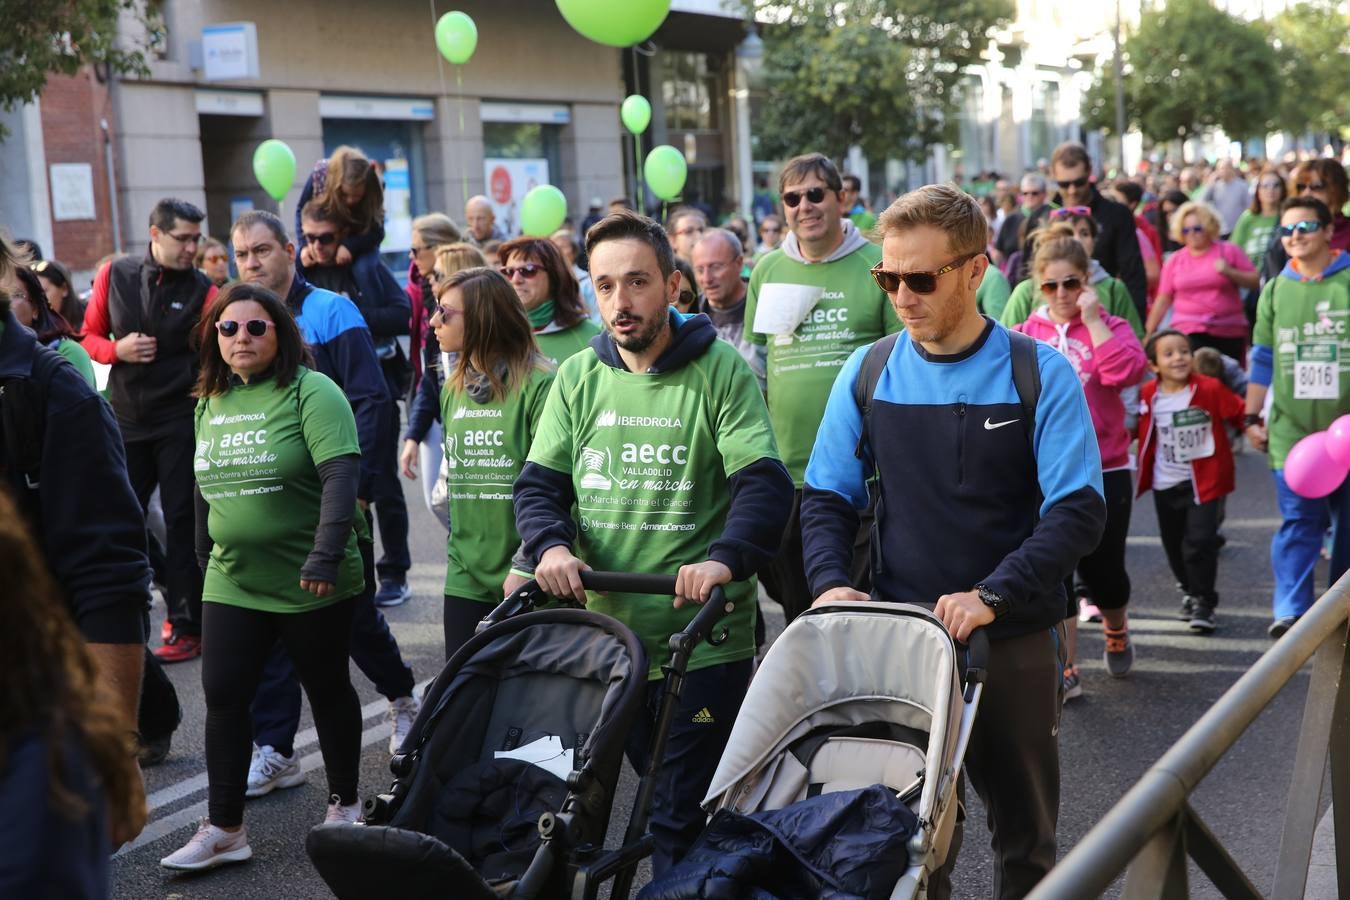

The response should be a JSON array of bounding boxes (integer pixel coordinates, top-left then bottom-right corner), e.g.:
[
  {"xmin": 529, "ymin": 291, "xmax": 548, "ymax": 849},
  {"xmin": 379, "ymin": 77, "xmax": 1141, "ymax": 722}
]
[
  {"xmin": 802, "ymin": 318, "xmax": 1107, "ymax": 640},
  {"xmin": 285, "ymin": 275, "xmax": 390, "ymax": 498},
  {"xmin": 513, "ymin": 310, "xmax": 794, "ymax": 579}
]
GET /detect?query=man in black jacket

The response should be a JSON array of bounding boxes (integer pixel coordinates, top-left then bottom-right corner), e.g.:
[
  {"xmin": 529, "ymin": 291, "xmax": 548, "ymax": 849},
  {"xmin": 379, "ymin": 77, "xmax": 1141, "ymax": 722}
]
[
  {"xmin": 1023, "ymin": 142, "xmax": 1147, "ymax": 317},
  {"xmin": 299, "ymin": 201, "xmax": 413, "ymax": 607},
  {"xmin": 80, "ymin": 198, "xmax": 217, "ymax": 662}
]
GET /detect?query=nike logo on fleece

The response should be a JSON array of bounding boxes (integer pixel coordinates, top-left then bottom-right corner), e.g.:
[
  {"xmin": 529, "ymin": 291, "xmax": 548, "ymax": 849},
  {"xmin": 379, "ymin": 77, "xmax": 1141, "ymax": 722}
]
[{"xmin": 984, "ymin": 418, "xmax": 1018, "ymax": 430}]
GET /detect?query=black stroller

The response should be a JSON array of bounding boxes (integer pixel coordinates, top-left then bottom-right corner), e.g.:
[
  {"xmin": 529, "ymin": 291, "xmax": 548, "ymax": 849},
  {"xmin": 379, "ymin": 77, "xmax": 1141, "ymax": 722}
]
[{"xmin": 306, "ymin": 571, "xmax": 733, "ymax": 900}]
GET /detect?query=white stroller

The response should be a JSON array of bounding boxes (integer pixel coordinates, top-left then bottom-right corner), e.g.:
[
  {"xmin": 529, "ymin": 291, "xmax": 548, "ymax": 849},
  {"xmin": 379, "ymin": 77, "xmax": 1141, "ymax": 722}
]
[{"xmin": 700, "ymin": 601, "xmax": 986, "ymax": 900}]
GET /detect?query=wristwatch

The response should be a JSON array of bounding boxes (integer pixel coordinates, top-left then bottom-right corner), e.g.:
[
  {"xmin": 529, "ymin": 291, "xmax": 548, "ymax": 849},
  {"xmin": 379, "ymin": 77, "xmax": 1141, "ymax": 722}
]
[
  {"xmin": 975, "ymin": 583, "xmax": 1010, "ymax": 619},
  {"xmin": 1244, "ymin": 414, "xmax": 1262, "ymax": 428}
]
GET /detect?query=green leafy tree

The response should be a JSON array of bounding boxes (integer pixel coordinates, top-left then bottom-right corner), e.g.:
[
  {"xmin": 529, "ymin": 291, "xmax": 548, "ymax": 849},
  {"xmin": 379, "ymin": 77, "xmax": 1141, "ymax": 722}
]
[
  {"xmin": 1270, "ymin": 0, "xmax": 1350, "ymax": 141},
  {"xmin": 744, "ymin": 0, "xmax": 1013, "ymax": 165},
  {"xmin": 0, "ymin": 0, "xmax": 150, "ymax": 135},
  {"xmin": 1083, "ymin": 0, "xmax": 1279, "ymax": 144}
]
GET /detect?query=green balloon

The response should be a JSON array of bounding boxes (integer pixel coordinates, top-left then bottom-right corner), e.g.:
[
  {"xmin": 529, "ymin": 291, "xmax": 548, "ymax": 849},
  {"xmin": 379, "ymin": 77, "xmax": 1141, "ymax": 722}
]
[
  {"xmin": 644, "ymin": 145, "xmax": 687, "ymax": 201},
  {"xmin": 435, "ymin": 11, "xmax": 478, "ymax": 65},
  {"xmin": 252, "ymin": 139, "xmax": 296, "ymax": 202},
  {"xmin": 620, "ymin": 95, "xmax": 652, "ymax": 135},
  {"xmin": 555, "ymin": 0, "xmax": 670, "ymax": 48},
  {"xmin": 520, "ymin": 185, "xmax": 568, "ymax": 237}
]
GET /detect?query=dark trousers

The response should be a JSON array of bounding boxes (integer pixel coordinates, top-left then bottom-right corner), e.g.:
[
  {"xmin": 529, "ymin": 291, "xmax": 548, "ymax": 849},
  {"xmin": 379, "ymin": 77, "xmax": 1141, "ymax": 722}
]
[
  {"xmin": 1154, "ymin": 483, "xmax": 1224, "ymax": 606},
  {"xmin": 625, "ymin": 659, "xmax": 752, "ymax": 875},
  {"xmin": 371, "ymin": 400, "xmax": 410, "ymax": 581},
  {"xmin": 251, "ymin": 539, "xmax": 415, "ymax": 755},
  {"xmin": 124, "ymin": 426, "xmax": 203, "ymax": 636},
  {"xmin": 202, "ymin": 597, "xmax": 361, "ymax": 827},
  {"xmin": 443, "ymin": 595, "xmax": 491, "ymax": 661},
  {"xmin": 1075, "ymin": 469, "xmax": 1134, "ymax": 610},
  {"xmin": 931, "ymin": 627, "xmax": 1063, "ymax": 900},
  {"xmin": 138, "ymin": 645, "xmax": 181, "ymax": 741},
  {"xmin": 759, "ymin": 489, "xmax": 873, "ymax": 623}
]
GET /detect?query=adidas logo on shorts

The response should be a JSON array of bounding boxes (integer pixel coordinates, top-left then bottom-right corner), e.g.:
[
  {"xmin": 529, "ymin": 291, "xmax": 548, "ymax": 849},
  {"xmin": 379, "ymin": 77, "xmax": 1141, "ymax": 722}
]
[{"xmin": 691, "ymin": 707, "xmax": 714, "ymax": 725}]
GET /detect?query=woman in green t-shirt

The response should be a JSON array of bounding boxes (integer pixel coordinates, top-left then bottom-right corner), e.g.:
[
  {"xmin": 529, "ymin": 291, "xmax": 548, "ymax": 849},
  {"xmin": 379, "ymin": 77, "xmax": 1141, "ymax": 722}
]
[
  {"xmin": 1231, "ymin": 166, "xmax": 1286, "ymax": 271},
  {"xmin": 161, "ymin": 284, "xmax": 365, "ymax": 872},
  {"xmin": 497, "ymin": 237, "xmax": 600, "ymax": 365},
  {"xmin": 430, "ymin": 266, "xmax": 555, "ymax": 658},
  {"xmin": 8, "ymin": 266, "xmax": 95, "ymax": 386}
]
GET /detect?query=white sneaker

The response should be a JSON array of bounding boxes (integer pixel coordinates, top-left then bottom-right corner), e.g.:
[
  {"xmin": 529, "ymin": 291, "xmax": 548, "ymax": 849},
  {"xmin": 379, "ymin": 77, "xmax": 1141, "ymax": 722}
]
[
  {"xmin": 323, "ymin": 793, "xmax": 363, "ymax": 825},
  {"xmin": 387, "ymin": 695, "xmax": 419, "ymax": 755},
  {"xmin": 160, "ymin": 819, "xmax": 252, "ymax": 870},
  {"xmin": 245, "ymin": 744, "xmax": 307, "ymax": 798}
]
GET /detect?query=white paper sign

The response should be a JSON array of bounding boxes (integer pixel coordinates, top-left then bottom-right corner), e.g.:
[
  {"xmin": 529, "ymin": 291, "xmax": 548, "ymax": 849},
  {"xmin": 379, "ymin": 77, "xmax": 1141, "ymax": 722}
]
[
  {"xmin": 50, "ymin": 164, "xmax": 96, "ymax": 221},
  {"xmin": 752, "ymin": 282, "xmax": 824, "ymax": 336},
  {"xmin": 494, "ymin": 734, "xmax": 573, "ymax": 781},
  {"xmin": 484, "ymin": 158, "xmax": 550, "ymax": 238}
]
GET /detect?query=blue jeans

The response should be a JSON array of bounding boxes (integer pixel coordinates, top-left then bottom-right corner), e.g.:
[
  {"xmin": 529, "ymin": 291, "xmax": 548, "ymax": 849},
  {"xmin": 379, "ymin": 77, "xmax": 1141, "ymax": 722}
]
[
  {"xmin": 251, "ymin": 539, "xmax": 415, "ymax": 754},
  {"xmin": 1271, "ymin": 468, "xmax": 1350, "ymax": 620},
  {"xmin": 624, "ymin": 658, "xmax": 752, "ymax": 875}
]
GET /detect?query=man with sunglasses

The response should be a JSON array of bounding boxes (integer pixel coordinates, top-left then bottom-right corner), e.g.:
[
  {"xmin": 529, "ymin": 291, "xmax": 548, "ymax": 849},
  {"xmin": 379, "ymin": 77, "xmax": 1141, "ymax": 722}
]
[
  {"xmin": 802, "ymin": 183, "xmax": 1105, "ymax": 900},
  {"xmin": 300, "ymin": 201, "xmax": 413, "ymax": 608},
  {"xmin": 81, "ymin": 198, "xmax": 219, "ymax": 663},
  {"xmin": 229, "ymin": 210, "xmax": 421, "ymax": 789},
  {"xmin": 1024, "ymin": 142, "xmax": 1147, "ymax": 317},
  {"xmin": 742, "ymin": 152, "xmax": 898, "ymax": 624}
]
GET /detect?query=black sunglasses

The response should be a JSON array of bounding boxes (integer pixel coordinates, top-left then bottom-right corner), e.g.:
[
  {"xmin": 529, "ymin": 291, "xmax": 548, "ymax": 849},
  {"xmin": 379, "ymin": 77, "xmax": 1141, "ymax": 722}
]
[
  {"xmin": 1278, "ymin": 220, "xmax": 1323, "ymax": 237},
  {"xmin": 303, "ymin": 232, "xmax": 338, "ymax": 246},
  {"xmin": 1056, "ymin": 176, "xmax": 1090, "ymax": 190},
  {"xmin": 216, "ymin": 319, "xmax": 275, "ymax": 338},
  {"xmin": 500, "ymin": 263, "xmax": 544, "ymax": 279},
  {"xmin": 782, "ymin": 187, "xmax": 829, "ymax": 208},
  {"xmin": 1040, "ymin": 276, "xmax": 1084, "ymax": 295},
  {"xmin": 1295, "ymin": 181, "xmax": 1327, "ymax": 193},
  {"xmin": 870, "ymin": 255, "xmax": 974, "ymax": 294}
]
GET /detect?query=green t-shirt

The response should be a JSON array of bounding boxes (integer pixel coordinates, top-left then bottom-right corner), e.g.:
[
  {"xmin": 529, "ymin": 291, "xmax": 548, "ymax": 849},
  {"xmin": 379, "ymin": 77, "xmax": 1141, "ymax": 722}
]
[
  {"xmin": 976, "ymin": 265, "xmax": 1012, "ymax": 320},
  {"xmin": 745, "ymin": 244, "xmax": 898, "ymax": 484},
  {"xmin": 1252, "ymin": 266, "xmax": 1350, "ymax": 469},
  {"xmin": 999, "ymin": 274, "xmax": 1144, "ymax": 339},
  {"xmin": 54, "ymin": 337, "xmax": 96, "ymax": 387},
  {"xmin": 441, "ymin": 366, "xmax": 555, "ymax": 603},
  {"xmin": 536, "ymin": 319, "xmax": 601, "ymax": 367},
  {"xmin": 849, "ymin": 209, "xmax": 878, "ymax": 234},
  {"xmin": 1231, "ymin": 210, "xmax": 1277, "ymax": 270},
  {"xmin": 194, "ymin": 367, "xmax": 364, "ymax": 613},
  {"xmin": 527, "ymin": 339, "xmax": 781, "ymax": 679}
]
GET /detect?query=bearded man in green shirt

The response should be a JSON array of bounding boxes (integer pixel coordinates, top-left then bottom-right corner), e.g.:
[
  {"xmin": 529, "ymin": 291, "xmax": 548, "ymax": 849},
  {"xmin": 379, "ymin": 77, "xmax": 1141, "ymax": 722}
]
[
  {"xmin": 513, "ymin": 210, "xmax": 793, "ymax": 874},
  {"xmin": 744, "ymin": 152, "xmax": 900, "ymax": 623}
]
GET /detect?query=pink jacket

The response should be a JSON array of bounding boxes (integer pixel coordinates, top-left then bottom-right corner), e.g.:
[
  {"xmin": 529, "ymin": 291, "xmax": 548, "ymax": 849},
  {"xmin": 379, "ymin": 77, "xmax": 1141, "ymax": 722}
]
[{"xmin": 1014, "ymin": 307, "xmax": 1148, "ymax": 470}]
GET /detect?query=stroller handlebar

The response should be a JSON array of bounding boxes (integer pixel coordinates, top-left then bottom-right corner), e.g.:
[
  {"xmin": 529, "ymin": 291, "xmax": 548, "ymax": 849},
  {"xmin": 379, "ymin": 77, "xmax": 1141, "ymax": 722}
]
[{"xmin": 958, "ymin": 628, "xmax": 989, "ymax": 689}]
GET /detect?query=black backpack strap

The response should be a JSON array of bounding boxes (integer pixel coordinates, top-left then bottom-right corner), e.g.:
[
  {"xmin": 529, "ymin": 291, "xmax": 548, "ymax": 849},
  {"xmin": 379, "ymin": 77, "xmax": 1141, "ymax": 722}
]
[
  {"xmin": 1006, "ymin": 329, "xmax": 1041, "ymax": 456},
  {"xmin": 0, "ymin": 343, "xmax": 65, "ymax": 493},
  {"xmin": 852, "ymin": 333, "xmax": 902, "ymax": 479}
]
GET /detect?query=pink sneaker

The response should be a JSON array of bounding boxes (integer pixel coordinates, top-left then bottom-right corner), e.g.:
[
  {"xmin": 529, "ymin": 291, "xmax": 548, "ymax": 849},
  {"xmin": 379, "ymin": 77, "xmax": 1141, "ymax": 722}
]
[
  {"xmin": 160, "ymin": 820, "xmax": 251, "ymax": 870},
  {"xmin": 1077, "ymin": 599, "xmax": 1103, "ymax": 624}
]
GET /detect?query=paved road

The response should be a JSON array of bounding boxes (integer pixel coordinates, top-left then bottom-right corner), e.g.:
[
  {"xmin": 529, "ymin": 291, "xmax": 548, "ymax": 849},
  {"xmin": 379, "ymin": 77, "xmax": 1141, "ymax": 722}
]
[{"xmin": 112, "ymin": 448, "xmax": 1330, "ymax": 899}]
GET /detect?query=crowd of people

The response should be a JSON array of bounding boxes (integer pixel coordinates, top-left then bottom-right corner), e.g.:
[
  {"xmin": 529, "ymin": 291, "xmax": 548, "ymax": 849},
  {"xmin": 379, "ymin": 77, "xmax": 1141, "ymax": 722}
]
[{"xmin": 1, "ymin": 137, "xmax": 1347, "ymax": 898}]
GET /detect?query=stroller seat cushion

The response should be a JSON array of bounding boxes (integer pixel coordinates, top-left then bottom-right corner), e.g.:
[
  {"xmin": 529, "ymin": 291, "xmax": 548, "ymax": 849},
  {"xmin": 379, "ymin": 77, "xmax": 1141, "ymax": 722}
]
[
  {"xmin": 805, "ymin": 737, "xmax": 925, "ymax": 800},
  {"xmin": 432, "ymin": 758, "xmax": 569, "ymax": 884},
  {"xmin": 305, "ymin": 823, "xmax": 501, "ymax": 900}
]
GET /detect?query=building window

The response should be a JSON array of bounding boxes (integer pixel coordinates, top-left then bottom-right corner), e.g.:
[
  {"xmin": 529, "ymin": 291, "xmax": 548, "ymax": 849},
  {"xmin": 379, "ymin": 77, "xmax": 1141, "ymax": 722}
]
[
  {"xmin": 663, "ymin": 51, "xmax": 721, "ymax": 132},
  {"xmin": 955, "ymin": 76, "xmax": 993, "ymax": 174},
  {"xmin": 1029, "ymin": 80, "xmax": 1061, "ymax": 165}
]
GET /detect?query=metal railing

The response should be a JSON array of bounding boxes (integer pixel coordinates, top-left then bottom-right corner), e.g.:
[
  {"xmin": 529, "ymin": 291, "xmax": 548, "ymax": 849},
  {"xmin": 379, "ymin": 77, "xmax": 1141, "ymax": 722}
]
[{"xmin": 1029, "ymin": 571, "xmax": 1350, "ymax": 899}]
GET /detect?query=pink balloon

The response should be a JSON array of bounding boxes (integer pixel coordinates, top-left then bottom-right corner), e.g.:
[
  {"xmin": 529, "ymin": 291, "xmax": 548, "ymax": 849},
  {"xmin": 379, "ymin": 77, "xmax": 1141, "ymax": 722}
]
[
  {"xmin": 1284, "ymin": 431, "xmax": 1349, "ymax": 499},
  {"xmin": 1327, "ymin": 415, "xmax": 1350, "ymax": 469}
]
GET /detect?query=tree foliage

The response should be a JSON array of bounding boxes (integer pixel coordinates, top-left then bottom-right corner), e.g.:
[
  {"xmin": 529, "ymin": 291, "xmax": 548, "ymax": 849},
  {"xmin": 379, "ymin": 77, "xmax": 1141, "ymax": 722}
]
[
  {"xmin": 1083, "ymin": 0, "xmax": 1279, "ymax": 143},
  {"xmin": 0, "ymin": 0, "xmax": 150, "ymax": 121},
  {"xmin": 1269, "ymin": 0, "xmax": 1350, "ymax": 140},
  {"xmin": 744, "ymin": 0, "xmax": 1013, "ymax": 165}
]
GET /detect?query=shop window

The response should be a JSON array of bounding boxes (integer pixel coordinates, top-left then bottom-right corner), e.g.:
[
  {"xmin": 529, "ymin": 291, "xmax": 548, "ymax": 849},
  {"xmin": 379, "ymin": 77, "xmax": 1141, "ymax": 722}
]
[{"xmin": 662, "ymin": 52, "xmax": 721, "ymax": 132}]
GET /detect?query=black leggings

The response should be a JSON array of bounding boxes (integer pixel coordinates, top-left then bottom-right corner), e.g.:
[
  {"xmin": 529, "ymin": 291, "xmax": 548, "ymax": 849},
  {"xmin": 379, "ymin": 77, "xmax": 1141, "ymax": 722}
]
[
  {"xmin": 202, "ymin": 598, "xmax": 361, "ymax": 827},
  {"xmin": 443, "ymin": 595, "xmax": 491, "ymax": 661},
  {"xmin": 1075, "ymin": 469, "xmax": 1134, "ymax": 611}
]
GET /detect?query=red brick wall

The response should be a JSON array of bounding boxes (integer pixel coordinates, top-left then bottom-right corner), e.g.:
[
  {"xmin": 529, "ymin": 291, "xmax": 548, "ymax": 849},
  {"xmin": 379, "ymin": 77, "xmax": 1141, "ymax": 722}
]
[{"xmin": 39, "ymin": 68, "xmax": 116, "ymax": 272}]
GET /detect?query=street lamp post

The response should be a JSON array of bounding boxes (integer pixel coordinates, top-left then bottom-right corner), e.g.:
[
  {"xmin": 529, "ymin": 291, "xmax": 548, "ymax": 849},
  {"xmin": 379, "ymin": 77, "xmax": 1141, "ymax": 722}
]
[
  {"xmin": 734, "ymin": 24, "xmax": 763, "ymax": 225},
  {"xmin": 1113, "ymin": 0, "xmax": 1127, "ymax": 174}
]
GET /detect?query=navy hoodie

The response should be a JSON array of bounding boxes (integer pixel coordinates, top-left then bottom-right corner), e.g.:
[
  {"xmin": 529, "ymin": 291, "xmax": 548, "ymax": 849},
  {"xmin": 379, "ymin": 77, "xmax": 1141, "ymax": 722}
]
[{"xmin": 513, "ymin": 310, "xmax": 793, "ymax": 580}]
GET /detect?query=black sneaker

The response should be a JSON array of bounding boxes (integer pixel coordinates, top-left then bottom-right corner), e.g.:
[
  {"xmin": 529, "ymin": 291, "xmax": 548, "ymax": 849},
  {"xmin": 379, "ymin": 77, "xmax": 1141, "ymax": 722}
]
[
  {"xmin": 1178, "ymin": 595, "xmax": 1196, "ymax": 621},
  {"xmin": 139, "ymin": 733, "xmax": 172, "ymax": 767},
  {"xmin": 1188, "ymin": 604, "xmax": 1216, "ymax": 633},
  {"xmin": 1268, "ymin": 616, "xmax": 1298, "ymax": 639},
  {"xmin": 374, "ymin": 578, "xmax": 411, "ymax": 608}
]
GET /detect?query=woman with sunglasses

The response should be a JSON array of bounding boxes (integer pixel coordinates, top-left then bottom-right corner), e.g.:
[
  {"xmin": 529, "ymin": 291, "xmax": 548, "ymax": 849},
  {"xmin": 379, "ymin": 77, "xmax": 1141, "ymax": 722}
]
[
  {"xmin": 1245, "ymin": 196, "xmax": 1350, "ymax": 639},
  {"xmin": 7, "ymin": 266, "xmax": 96, "ymax": 387},
  {"xmin": 496, "ymin": 237, "xmax": 600, "ymax": 366},
  {"xmin": 406, "ymin": 214, "xmax": 463, "ymax": 399},
  {"xmin": 31, "ymin": 258, "xmax": 85, "ymax": 331},
  {"xmin": 1146, "ymin": 201, "xmax": 1259, "ymax": 362},
  {"xmin": 162, "ymin": 283, "xmax": 365, "ymax": 871},
  {"xmin": 429, "ymin": 267, "xmax": 554, "ymax": 658},
  {"xmin": 400, "ymin": 242, "xmax": 484, "ymax": 527},
  {"xmin": 1260, "ymin": 159, "xmax": 1350, "ymax": 284},
  {"xmin": 1013, "ymin": 228, "xmax": 1147, "ymax": 694},
  {"xmin": 998, "ymin": 212, "xmax": 1143, "ymax": 339},
  {"xmin": 1232, "ymin": 166, "xmax": 1287, "ymax": 272},
  {"xmin": 195, "ymin": 238, "xmax": 231, "ymax": 287}
]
